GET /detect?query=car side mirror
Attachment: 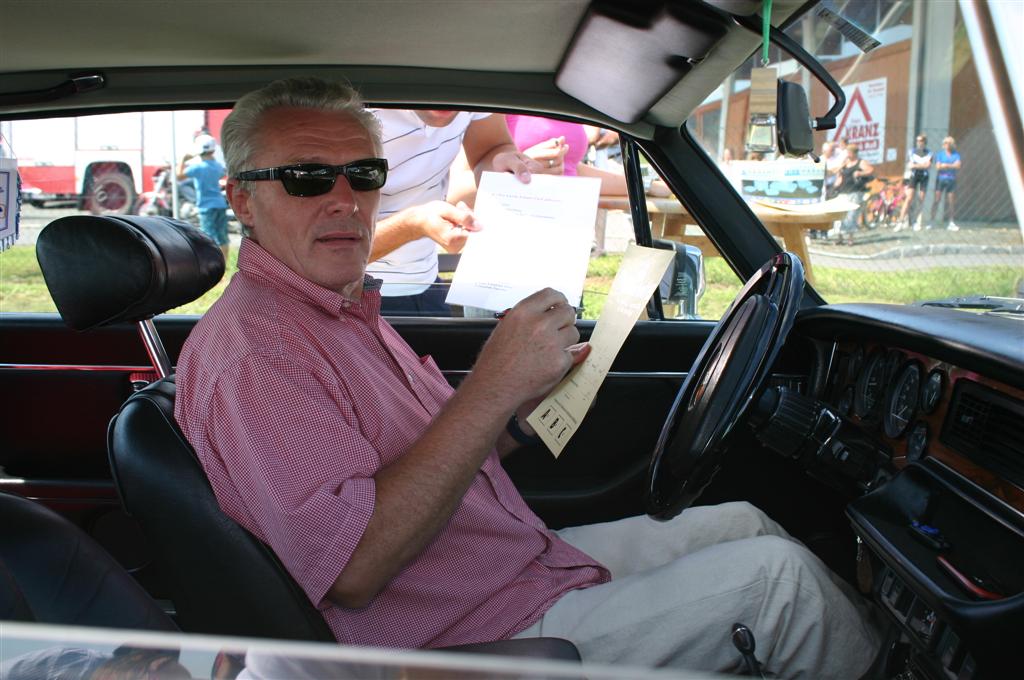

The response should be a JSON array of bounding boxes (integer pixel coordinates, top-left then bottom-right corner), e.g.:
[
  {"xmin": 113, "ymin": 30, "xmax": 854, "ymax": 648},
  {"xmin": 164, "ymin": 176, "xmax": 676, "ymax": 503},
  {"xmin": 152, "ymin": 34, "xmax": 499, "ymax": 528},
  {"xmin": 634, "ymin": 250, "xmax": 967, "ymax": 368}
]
[{"xmin": 776, "ymin": 80, "xmax": 814, "ymax": 157}]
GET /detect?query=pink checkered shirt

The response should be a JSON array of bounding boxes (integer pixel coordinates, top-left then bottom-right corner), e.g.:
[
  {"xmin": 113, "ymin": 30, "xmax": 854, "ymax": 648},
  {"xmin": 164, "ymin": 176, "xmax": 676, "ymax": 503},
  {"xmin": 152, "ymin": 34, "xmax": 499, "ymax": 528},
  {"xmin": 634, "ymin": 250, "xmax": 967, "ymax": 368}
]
[{"xmin": 175, "ymin": 238, "xmax": 609, "ymax": 649}]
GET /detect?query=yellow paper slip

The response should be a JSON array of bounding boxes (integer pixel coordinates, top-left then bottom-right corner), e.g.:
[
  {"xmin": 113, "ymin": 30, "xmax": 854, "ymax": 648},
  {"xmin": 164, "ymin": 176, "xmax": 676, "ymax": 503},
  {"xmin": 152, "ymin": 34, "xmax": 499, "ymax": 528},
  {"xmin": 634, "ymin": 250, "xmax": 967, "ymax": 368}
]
[{"xmin": 526, "ymin": 243, "xmax": 674, "ymax": 457}]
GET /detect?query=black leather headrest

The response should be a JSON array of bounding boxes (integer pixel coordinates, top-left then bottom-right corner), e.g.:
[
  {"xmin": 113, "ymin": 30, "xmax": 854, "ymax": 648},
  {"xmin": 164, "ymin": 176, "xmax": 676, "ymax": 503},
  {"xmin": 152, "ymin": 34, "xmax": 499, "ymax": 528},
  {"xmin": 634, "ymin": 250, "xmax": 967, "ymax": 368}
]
[{"xmin": 36, "ymin": 215, "xmax": 224, "ymax": 331}]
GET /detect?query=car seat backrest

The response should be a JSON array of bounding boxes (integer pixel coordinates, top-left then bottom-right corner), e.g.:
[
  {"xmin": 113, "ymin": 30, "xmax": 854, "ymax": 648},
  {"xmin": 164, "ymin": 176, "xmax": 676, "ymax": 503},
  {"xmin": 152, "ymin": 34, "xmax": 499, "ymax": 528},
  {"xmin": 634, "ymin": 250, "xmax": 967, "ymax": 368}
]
[{"xmin": 108, "ymin": 376, "xmax": 336, "ymax": 641}]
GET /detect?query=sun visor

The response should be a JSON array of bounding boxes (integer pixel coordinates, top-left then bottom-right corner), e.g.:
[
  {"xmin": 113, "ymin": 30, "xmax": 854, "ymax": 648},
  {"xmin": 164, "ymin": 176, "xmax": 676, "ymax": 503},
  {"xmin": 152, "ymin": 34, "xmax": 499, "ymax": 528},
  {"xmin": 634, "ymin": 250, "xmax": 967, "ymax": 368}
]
[{"xmin": 556, "ymin": 1, "xmax": 729, "ymax": 124}]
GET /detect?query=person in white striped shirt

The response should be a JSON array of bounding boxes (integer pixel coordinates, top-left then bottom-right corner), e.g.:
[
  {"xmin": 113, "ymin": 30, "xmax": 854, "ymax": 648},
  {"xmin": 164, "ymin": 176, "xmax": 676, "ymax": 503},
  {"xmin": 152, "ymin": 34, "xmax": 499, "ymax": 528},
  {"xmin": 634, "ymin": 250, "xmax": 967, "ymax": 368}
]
[{"xmin": 366, "ymin": 109, "xmax": 556, "ymax": 316}]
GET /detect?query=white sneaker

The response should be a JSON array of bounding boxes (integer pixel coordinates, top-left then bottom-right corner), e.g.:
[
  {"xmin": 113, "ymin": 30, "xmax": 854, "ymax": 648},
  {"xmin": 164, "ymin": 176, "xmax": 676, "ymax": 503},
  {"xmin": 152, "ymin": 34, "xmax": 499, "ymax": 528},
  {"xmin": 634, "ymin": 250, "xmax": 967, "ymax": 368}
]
[
  {"xmin": 947, "ymin": 222, "xmax": 960, "ymax": 231},
  {"xmin": 912, "ymin": 222, "xmax": 921, "ymax": 232},
  {"xmin": 925, "ymin": 223, "xmax": 933, "ymax": 230}
]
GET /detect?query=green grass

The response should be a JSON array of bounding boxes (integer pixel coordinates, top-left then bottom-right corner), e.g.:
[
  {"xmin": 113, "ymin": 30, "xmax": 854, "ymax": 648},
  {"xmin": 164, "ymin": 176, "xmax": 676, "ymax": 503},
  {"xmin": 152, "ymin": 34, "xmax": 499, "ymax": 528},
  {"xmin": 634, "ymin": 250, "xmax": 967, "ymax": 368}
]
[
  {"xmin": 811, "ymin": 265, "xmax": 1021, "ymax": 305},
  {"xmin": 0, "ymin": 245, "xmax": 56, "ymax": 313},
  {"xmin": 0, "ymin": 244, "xmax": 239, "ymax": 315},
  {"xmin": 2, "ymin": 243, "xmax": 1020, "ymax": 320}
]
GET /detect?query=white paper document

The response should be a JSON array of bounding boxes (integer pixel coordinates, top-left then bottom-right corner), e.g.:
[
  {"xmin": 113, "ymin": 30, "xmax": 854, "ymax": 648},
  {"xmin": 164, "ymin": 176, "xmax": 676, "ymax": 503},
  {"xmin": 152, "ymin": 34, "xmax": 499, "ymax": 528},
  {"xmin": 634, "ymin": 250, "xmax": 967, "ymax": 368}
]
[
  {"xmin": 445, "ymin": 171, "xmax": 601, "ymax": 312},
  {"xmin": 526, "ymin": 243, "xmax": 674, "ymax": 457}
]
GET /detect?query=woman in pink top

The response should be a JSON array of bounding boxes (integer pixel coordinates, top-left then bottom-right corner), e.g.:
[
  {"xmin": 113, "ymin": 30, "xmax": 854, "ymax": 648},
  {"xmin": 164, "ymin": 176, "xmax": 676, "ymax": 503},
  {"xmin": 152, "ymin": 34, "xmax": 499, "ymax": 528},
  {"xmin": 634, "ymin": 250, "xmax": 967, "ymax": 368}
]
[
  {"xmin": 507, "ymin": 114, "xmax": 669, "ymax": 196},
  {"xmin": 446, "ymin": 114, "xmax": 669, "ymax": 204},
  {"xmin": 506, "ymin": 115, "xmax": 589, "ymax": 176}
]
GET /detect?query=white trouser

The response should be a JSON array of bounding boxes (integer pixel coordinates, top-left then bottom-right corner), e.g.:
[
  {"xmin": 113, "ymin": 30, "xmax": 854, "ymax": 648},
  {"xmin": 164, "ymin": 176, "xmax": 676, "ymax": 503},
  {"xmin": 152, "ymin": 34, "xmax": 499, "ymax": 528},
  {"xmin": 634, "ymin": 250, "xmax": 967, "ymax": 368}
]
[{"xmin": 515, "ymin": 502, "xmax": 880, "ymax": 680}]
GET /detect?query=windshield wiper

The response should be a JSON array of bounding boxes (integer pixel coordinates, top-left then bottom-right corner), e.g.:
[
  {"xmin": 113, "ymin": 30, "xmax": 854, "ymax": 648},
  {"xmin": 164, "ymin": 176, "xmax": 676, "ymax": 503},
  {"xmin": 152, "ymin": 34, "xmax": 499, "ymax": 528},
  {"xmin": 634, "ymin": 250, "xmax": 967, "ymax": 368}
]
[{"xmin": 915, "ymin": 295, "xmax": 1024, "ymax": 316}]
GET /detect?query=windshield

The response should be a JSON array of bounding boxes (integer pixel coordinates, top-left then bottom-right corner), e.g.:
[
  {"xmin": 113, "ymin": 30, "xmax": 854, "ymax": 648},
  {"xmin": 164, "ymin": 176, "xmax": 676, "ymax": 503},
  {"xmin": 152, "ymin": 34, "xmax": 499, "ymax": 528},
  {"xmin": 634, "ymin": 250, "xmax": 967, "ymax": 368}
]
[{"xmin": 687, "ymin": 0, "xmax": 1022, "ymax": 307}]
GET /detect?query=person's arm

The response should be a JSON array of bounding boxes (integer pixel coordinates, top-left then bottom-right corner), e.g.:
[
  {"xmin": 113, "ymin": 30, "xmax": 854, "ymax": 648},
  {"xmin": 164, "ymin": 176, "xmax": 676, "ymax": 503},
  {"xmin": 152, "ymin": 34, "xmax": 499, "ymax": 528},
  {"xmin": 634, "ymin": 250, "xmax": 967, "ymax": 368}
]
[
  {"xmin": 493, "ymin": 341, "xmax": 591, "ymax": 459},
  {"xmin": 370, "ymin": 200, "xmax": 477, "ymax": 261},
  {"xmin": 447, "ymin": 116, "xmax": 570, "ymax": 208},
  {"xmin": 833, "ymin": 165, "xmax": 845, "ymax": 188},
  {"xmin": 176, "ymin": 154, "xmax": 195, "ymax": 181},
  {"xmin": 461, "ymin": 114, "xmax": 541, "ymax": 183},
  {"xmin": 856, "ymin": 160, "xmax": 874, "ymax": 177},
  {"xmin": 329, "ymin": 289, "xmax": 587, "ymax": 608}
]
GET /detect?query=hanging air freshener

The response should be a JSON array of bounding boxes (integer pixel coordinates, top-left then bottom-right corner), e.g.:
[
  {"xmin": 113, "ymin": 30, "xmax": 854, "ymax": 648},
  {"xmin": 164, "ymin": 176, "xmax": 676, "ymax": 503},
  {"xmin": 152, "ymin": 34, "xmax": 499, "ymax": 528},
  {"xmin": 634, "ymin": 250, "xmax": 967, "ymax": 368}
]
[{"xmin": 746, "ymin": 0, "xmax": 778, "ymax": 155}]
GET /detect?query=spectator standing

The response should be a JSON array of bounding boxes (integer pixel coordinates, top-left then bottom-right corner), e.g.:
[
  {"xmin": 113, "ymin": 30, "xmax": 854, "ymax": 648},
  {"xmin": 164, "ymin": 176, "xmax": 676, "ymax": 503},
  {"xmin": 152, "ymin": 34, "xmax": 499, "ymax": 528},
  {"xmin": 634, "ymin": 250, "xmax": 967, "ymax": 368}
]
[
  {"xmin": 365, "ymin": 110, "xmax": 546, "ymax": 316},
  {"xmin": 822, "ymin": 141, "xmax": 844, "ymax": 199},
  {"xmin": 178, "ymin": 134, "xmax": 230, "ymax": 259},
  {"xmin": 507, "ymin": 115, "xmax": 672, "ymax": 197},
  {"xmin": 930, "ymin": 136, "xmax": 962, "ymax": 231},
  {"xmin": 898, "ymin": 133, "xmax": 932, "ymax": 231},
  {"xmin": 834, "ymin": 144, "xmax": 874, "ymax": 245}
]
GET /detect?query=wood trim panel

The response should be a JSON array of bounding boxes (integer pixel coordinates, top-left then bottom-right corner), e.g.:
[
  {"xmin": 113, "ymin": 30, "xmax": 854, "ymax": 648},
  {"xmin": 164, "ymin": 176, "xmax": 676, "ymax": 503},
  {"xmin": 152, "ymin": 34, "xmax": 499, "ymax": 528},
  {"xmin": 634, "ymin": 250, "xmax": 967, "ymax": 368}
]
[{"xmin": 833, "ymin": 341, "xmax": 1024, "ymax": 514}]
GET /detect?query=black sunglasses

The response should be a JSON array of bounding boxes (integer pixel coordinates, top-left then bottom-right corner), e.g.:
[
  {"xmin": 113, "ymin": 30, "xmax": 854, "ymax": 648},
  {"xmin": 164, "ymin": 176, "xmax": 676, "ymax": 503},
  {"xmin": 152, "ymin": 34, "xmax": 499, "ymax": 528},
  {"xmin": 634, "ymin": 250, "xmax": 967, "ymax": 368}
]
[{"xmin": 235, "ymin": 159, "xmax": 388, "ymax": 196}]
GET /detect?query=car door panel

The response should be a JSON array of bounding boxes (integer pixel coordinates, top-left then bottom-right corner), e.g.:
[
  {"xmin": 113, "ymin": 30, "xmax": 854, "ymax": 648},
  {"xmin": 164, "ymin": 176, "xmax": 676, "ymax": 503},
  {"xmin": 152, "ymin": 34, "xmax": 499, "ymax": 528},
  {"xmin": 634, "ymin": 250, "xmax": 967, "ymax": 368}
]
[
  {"xmin": 394, "ymin": 318, "xmax": 717, "ymax": 525},
  {"xmin": 2, "ymin": 314, "xmax": 715, "ymax": 529}
]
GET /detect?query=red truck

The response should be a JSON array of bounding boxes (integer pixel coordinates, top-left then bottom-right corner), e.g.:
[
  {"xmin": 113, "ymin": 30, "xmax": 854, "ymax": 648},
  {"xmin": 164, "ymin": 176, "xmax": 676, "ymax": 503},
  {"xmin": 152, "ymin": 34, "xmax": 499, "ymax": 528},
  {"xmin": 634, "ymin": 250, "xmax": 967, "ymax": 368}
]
[{"xmin": 5, "ymin": 108, "xmax": 227, "ymax": 214}]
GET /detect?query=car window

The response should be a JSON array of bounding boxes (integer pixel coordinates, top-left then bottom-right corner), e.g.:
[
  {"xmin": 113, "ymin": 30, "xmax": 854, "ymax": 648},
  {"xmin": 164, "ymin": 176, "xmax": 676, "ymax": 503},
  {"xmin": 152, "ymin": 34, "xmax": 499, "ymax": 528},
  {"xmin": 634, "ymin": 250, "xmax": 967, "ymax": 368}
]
[
  {"xmin": 687, "ymin": 0, "xmax": 1022, "ymax": 306},
  {"xmin": 0, "ymin": 107, "xmax": 741, "ymax": 321},
  {"xmin": 0, "ymin": 108, "xmax": 238, "ymax": 315}
]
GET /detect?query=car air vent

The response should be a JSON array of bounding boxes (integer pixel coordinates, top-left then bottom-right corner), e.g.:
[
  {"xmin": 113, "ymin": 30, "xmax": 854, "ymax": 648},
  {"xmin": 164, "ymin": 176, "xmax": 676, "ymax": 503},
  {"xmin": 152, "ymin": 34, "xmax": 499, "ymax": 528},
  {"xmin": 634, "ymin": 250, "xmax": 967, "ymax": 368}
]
[{"xmin": 941, "ymin": 380, "xmax": 1024, "ymax": 489}]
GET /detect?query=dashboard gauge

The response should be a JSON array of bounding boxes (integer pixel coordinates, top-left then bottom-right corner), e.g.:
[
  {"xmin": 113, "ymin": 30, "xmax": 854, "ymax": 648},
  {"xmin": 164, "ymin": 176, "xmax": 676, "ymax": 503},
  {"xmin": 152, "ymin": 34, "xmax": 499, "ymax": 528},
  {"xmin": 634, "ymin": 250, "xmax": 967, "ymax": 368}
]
[
  {"xmin": 883, "ymin": 349, "xmax": 904, "ymax": 383},
  {"xmin": 853, "ymin": 351, "xmax": 886, "ymax": 418},
  {"xmin": 906, "ymin": 421, "xmax": 928, "ymax": 462},
  {"xmin": 884, "ymin": 363, "xmax": 921, "ymax": 438},
  {"xmin": 846, "ymin": 346, "xmax": 864, "ymax": 384},
  {"xmin": 921, "ymin": 369, "xmax": 945, "ymax": 414},
  {"xmin": 837, "ymin": 385, "xmax": 854, "ymax": 416}
]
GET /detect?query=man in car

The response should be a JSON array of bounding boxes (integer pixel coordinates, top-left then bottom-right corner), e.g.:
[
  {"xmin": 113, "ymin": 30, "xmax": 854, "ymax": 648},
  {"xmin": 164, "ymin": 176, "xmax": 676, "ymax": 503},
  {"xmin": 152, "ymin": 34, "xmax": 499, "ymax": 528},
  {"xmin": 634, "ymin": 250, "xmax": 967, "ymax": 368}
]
[
  {"xmin": 175, "ymin": 77, "xmax": 880, "ymax": 678},
  {"xmin": 366, "ymin": 109, "xmax": 562, "ymax": 316}
]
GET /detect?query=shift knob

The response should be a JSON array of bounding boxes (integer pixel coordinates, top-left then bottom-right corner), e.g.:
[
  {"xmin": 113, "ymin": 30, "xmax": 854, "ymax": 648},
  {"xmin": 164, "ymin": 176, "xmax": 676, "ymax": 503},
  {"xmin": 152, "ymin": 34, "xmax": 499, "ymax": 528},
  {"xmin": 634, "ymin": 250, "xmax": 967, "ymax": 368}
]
[{"xmin": 731, "ymin": 623, "xmax": 764, "ymax": 677}]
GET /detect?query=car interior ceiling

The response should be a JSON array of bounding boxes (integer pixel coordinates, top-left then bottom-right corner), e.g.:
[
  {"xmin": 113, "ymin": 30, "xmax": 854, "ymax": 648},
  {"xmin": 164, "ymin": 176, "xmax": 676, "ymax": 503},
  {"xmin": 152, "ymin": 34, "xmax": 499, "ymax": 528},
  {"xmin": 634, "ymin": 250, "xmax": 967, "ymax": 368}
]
[{"xmin": 0, "ymin": 1, "xmax": 804, "ymax": 129}]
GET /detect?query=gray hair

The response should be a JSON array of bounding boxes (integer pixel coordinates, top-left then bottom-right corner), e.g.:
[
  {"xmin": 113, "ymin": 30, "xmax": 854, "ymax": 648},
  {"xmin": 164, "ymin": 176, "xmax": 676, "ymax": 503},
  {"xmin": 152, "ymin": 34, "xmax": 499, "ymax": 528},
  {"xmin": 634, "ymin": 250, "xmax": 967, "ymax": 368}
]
[{"xmin": 222, "ymin": 77, "xmax": 382, "ymax": 195}]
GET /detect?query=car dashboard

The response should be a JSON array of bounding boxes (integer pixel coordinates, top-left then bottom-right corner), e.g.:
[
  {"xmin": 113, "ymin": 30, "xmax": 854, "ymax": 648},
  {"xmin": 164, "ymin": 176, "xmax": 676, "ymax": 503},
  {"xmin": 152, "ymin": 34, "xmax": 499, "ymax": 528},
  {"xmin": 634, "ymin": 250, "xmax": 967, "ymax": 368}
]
[{"xmin": 784, "ymin": 303, "xmax": 1024, "ymax": 680}]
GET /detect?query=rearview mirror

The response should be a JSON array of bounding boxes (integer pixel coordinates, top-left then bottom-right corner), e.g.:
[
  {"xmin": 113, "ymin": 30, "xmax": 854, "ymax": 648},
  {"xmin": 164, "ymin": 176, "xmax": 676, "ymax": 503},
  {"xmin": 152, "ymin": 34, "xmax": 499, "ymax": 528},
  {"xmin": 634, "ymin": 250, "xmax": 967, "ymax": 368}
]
[{"xmin": 776, "ymin": 80, "xmax": 814, "ymax": 157}]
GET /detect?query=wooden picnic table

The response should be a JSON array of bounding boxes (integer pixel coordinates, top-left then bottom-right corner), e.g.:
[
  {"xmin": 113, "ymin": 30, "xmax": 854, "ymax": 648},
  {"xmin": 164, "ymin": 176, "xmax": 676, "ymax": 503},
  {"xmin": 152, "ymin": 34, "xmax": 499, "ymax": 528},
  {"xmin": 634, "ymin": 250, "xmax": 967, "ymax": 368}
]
[{"xmin": 597, "ymin": 195, "xmax": 859, "ymax": 285}]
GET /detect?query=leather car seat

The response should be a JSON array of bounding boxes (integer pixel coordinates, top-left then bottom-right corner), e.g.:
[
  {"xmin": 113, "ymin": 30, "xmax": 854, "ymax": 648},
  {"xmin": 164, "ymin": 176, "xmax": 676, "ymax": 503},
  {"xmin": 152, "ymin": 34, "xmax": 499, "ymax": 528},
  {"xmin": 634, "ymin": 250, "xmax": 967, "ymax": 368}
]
[
  {"xmin": 36, "ymin": 215, "xmax": 579, "ymax": 660},
  {"xmin": 0, "ymin": 491, "xmax": 176, "ymax": 632},
  {"xmin": 108, "ymin": 375, "xmax": 335, "ymax": 640}
]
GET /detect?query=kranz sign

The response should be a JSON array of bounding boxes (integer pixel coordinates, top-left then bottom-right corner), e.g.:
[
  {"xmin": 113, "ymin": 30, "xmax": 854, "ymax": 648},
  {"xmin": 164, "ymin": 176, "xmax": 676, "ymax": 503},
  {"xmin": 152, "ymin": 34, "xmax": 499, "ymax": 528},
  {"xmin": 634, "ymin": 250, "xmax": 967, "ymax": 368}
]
[{"xmin": 830, "ymin": 77, "xmax": 887, "ymax": 165}]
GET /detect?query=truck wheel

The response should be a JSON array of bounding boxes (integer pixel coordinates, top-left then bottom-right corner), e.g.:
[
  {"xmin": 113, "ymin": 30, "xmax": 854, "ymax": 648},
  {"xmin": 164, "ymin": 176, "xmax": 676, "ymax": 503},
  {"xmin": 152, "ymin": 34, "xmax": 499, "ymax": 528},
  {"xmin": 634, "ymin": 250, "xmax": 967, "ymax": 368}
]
[{"xmin": 87, "ymin": 171, "xmax": 135, "ymax": 214}]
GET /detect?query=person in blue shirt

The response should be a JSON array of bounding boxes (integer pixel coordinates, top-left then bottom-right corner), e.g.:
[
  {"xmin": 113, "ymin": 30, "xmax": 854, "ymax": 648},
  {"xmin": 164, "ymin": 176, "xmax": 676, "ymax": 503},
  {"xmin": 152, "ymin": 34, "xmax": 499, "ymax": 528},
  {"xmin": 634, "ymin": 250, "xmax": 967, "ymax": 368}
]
[
  {"xmin": 178, "ymin": 134, "xmax": 231, "ymax": 258},
  {"xmin": 929, "ymin": 135, "xmax": 962, "ymax": 231}
]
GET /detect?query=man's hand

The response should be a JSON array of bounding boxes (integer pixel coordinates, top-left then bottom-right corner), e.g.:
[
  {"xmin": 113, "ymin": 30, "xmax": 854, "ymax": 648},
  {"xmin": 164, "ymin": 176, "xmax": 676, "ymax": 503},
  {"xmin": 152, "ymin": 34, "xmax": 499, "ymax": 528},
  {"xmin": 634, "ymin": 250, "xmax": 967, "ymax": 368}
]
[
  {"xmin": 469, "ymin": 288, "xmax": 582, "ymax": 410},
  {"xmin": 376, "ymin": 200, "xmax": 480, "ymax": 259},
  {"xmin": 508, "ymin": 342, "xmax": 590, "ymax": 437},
  {"xmin": 413, "ymin": 200, "xmax": 478, "ymax": 253},
  {"xmin": 521, "ymin": 136, "xmax": 570, "ymax": 176},
  {"xmin": 490, "ymin": 150, "xmax": 544, "ymax": 183}
]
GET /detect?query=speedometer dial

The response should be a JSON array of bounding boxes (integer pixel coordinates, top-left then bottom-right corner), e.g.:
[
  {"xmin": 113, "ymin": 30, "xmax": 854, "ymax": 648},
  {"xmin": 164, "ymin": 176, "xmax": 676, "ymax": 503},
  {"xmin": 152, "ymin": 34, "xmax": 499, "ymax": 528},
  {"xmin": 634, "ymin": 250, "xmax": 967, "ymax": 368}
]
[
  {"xmin": 853, "ymin": 351, "xmax": 885, "ymax": 418},
  {"xmin": 884, "ymin": 363, "xmax": 921, "ymax": 438}
]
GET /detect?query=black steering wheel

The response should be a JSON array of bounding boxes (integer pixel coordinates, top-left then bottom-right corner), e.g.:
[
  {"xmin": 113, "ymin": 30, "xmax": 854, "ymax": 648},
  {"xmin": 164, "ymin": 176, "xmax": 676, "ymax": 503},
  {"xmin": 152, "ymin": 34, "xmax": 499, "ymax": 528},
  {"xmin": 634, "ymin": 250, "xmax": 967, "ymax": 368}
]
[{"xmin": 646, "ymin": 252, "xmax": 804, "ymax": 520}]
